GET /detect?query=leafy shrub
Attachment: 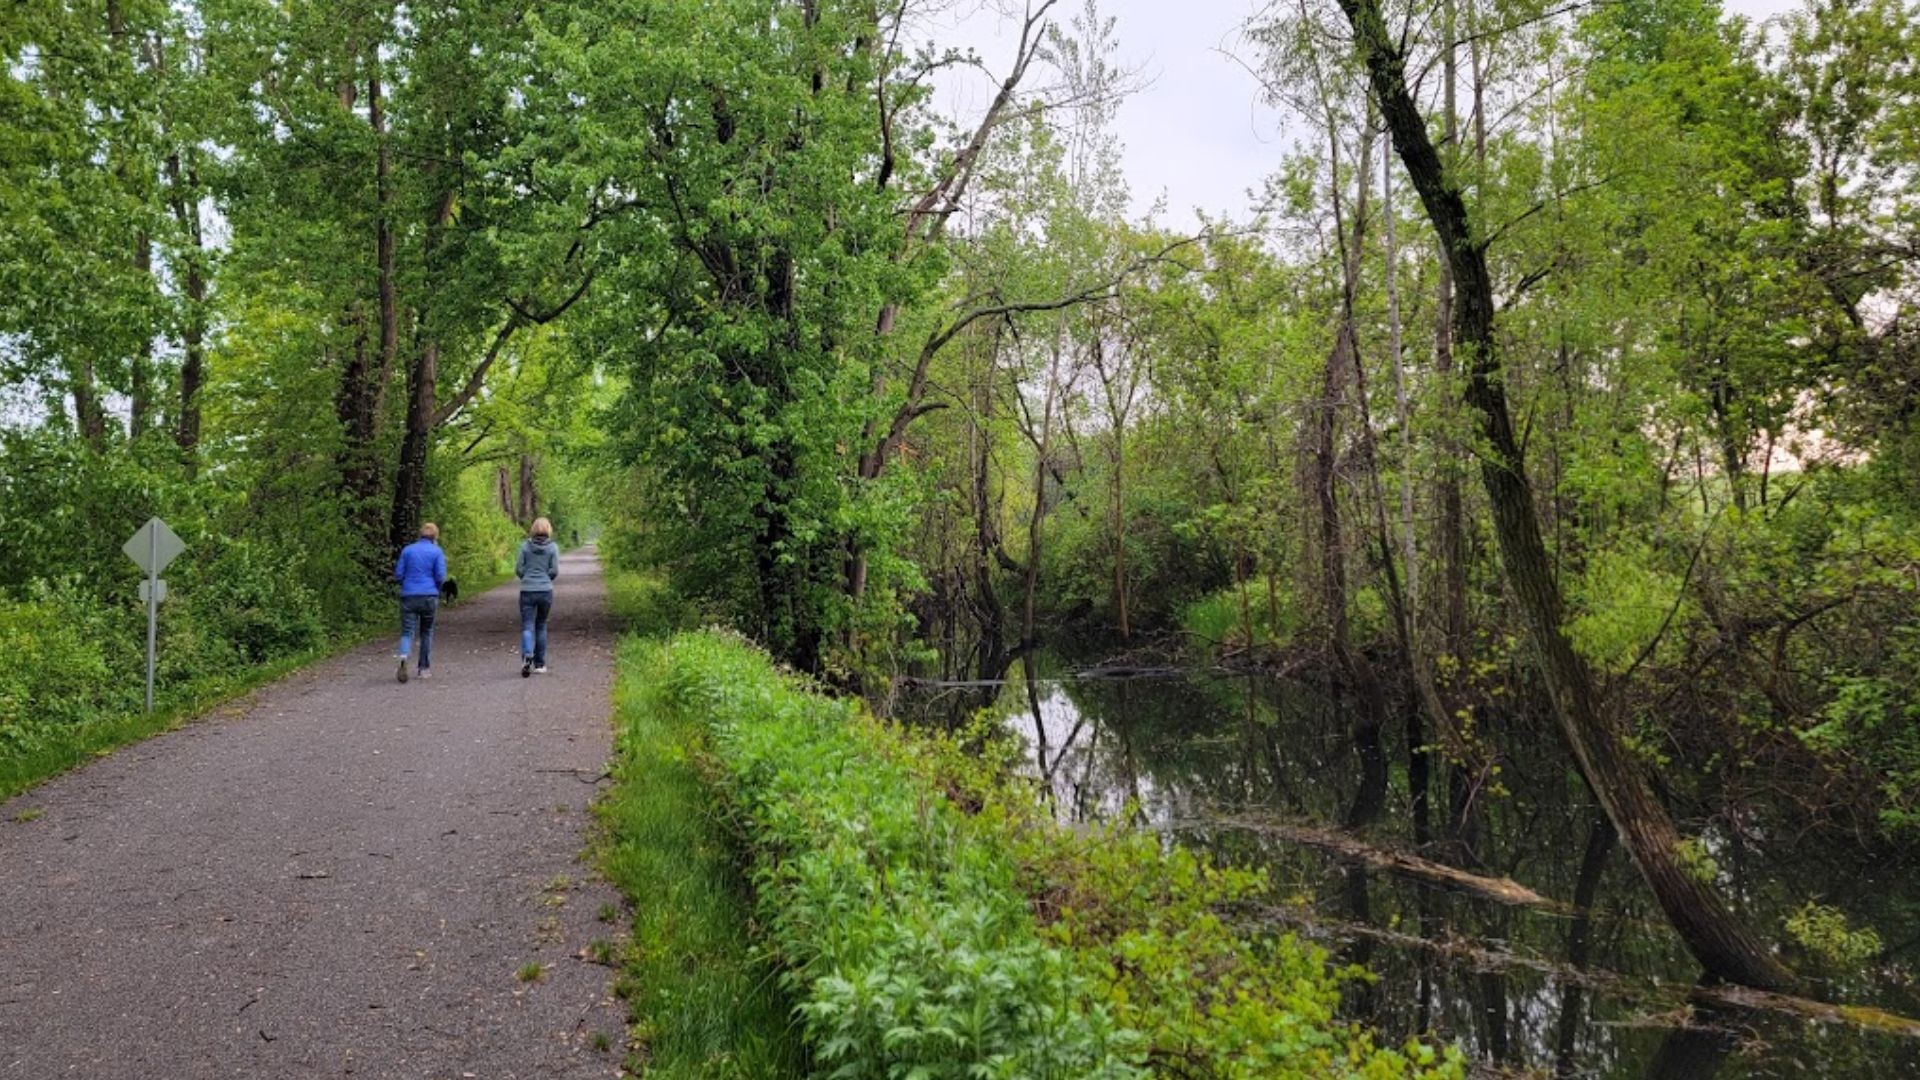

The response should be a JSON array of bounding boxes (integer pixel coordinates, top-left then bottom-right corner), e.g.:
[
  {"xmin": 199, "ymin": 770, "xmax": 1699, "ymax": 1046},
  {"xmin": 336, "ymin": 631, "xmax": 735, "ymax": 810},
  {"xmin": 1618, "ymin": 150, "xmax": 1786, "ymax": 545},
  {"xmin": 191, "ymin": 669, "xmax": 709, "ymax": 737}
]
[
  {"xmin": 1568, "ymin": 540, "xmax": 1695, "ymax": 675},
  {"xmin": 646, "ymin": 630, "xmax": 1460, "ymax": 1079},
  {"xmin": 0, "ymin": 431, "xmax": 205, "ymax": 597},
  {"xmin": 1039, "ymin": 471, "xmax": 1231, "ymax": 633},
  {"xmin": 1785, "ymin": 902, "xmax": 1883, "ymax": 967},
  {"xmin": 1182, "ymin": 583, "xmax": 1300, "ymax": 648},
  {"xmin": 0, "ymin": 593, "xmax": 118, "ymax": 745},
  {"xmin": 180, "ymin": 537, "xmax": 327, "ymax": 664},
  {"xmin": 1797, "ymin": 667, "xmax": 1920, "ymax": 837}
]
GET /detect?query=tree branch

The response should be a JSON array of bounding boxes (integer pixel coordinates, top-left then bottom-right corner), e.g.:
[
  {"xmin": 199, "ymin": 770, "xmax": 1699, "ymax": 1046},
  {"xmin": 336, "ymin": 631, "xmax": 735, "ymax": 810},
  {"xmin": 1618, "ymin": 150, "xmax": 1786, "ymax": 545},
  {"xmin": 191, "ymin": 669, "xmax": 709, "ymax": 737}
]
[{"xmin": 432, "ymin": 316, "xmax": 523, "ymax": 428}]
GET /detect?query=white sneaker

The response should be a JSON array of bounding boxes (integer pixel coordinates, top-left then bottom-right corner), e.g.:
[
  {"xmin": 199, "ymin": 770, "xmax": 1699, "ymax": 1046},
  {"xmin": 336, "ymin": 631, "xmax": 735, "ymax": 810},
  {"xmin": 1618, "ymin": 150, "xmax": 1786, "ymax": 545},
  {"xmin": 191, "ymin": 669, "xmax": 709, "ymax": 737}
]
[{"xmin": 534, "ymin": 665, "xmax": 549, "ymax": 674}]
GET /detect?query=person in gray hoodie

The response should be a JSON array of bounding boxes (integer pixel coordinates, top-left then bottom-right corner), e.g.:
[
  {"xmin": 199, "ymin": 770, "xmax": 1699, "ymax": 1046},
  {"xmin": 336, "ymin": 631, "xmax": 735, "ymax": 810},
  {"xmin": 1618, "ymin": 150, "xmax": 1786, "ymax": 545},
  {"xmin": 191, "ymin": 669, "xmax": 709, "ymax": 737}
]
[{"xmin": 516, "ymin": 517, "xmax": 560, "ymax": 677}]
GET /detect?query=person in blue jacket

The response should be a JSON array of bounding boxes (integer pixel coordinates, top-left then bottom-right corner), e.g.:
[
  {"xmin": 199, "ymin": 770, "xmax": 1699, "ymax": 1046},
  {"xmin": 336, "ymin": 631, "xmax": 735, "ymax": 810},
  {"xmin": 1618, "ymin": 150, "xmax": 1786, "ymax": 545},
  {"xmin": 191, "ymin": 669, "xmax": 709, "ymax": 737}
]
[{"xmin": 393, "ymin": 522, "xmax": 448, "ymax": 683}]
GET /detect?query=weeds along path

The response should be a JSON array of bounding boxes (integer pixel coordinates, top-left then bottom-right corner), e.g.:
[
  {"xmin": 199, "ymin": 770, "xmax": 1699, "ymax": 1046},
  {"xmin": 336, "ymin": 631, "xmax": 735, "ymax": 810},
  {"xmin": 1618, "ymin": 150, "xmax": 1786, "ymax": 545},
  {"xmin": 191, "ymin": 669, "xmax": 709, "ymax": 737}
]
[{"xmin": 0, "ymin": 549, "xmax": 625, "ymax": 1078}]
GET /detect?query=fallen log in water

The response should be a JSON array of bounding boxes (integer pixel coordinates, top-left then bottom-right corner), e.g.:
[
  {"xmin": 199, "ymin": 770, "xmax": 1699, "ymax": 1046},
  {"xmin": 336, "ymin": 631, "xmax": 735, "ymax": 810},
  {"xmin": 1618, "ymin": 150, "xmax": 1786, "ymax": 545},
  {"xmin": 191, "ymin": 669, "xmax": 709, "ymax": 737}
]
[
  {"xmin": 1073, "ymin": 664, "xmax": 1189, "ymax": 680},
  {"xmin": 1696, "ymin": 983, "xmax": 1920, "ymax": 1039},
  {"xmin": 1246, "ymin": 903, "xmax": 1920, "ymax": 1040},
  {"xmin": 1186, "ymin": 812, "xmax": 1561, "ymax": 910}
]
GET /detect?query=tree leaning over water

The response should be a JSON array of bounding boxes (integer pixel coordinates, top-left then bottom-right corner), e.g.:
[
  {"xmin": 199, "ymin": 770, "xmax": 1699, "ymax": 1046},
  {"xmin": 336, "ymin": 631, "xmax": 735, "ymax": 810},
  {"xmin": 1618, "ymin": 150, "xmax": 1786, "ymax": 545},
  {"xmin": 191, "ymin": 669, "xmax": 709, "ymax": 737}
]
[{"xmin": 1331, "ymin": 0, "xmax": 1801, "ymax": 995}]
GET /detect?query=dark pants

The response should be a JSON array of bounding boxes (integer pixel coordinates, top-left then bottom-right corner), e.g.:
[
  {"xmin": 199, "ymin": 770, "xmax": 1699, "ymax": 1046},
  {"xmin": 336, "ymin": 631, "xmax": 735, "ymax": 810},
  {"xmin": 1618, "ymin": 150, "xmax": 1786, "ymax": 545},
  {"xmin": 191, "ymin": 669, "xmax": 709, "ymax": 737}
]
[
  {"xmin": 520, "ymin": 591, "xmax": 553, "ymax": 665},
  {"xmin": 399, "ymin": 595, "xmax": 438, "ymax": 669}
]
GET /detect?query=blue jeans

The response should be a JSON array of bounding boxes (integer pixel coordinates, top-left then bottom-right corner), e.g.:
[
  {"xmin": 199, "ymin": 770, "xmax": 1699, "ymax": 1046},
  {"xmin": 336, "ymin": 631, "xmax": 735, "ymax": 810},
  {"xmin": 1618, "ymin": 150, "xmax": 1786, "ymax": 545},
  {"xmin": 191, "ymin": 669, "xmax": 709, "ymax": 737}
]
[
  {"xmin": 520, "ymin": 591, "xmax": 553, "ymax": 665},
  {"xmin": 399, "ymin": 595, "xmax": 438, "ymax": 668}
]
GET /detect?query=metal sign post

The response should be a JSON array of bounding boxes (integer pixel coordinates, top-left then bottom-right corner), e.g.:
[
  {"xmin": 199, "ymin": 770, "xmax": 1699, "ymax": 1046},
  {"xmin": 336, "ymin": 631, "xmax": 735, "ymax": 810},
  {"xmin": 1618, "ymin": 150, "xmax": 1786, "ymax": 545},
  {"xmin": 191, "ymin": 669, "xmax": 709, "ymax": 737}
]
[{"xmin": 122, "ymin": 517, "xmax": 185, "ymax": 713}]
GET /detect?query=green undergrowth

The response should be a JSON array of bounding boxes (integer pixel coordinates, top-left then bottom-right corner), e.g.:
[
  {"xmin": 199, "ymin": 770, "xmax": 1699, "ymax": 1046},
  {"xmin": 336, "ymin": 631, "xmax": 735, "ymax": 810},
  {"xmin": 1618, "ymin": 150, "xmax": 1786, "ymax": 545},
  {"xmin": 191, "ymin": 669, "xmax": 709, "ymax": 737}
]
[
  {"xmin": 607, "ymin": 568, "xmax": 703, "ymax": 633},
  {"xmin": 644, "ymin": 627, "xmax": 1463, "ymax": 1079}
]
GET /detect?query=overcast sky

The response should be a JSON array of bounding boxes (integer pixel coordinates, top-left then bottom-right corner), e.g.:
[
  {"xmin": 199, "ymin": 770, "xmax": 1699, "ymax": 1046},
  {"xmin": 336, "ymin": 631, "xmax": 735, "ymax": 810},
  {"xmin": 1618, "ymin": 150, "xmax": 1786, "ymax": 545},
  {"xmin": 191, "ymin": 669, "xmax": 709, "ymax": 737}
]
[{"xmin": 929, "ymin": 0, "xmax": 1805, "ymax": 227}]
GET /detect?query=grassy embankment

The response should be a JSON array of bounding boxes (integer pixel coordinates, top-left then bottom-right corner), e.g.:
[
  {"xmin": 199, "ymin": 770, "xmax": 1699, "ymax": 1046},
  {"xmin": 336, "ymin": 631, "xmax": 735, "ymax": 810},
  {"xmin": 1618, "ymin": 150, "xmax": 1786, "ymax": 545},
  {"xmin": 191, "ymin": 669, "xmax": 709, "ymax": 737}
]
[
  {"xmin": 598, "ymin": 572, "xmax": 806, "ymax": 1076},
  {"xmin": 598, "ymin": 572, "xmax": 1462, "ymax": 1078}
]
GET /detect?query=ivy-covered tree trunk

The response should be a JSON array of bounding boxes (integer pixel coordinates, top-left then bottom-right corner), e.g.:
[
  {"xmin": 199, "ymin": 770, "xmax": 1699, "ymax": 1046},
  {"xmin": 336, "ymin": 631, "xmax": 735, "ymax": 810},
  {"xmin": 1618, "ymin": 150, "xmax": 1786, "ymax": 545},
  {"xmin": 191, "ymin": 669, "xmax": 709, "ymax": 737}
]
[
  {"xmin": 517, "ymin": 454, "xmax": 538, "ymax": 526},
  {"xmin": 335, "ymin": 305, "xmax": 387, "ymax": 552},
  {"xmin": 330, "ymin": 63, "xmax": 392, "ymax": 553},
  {"xmin": 388, "ymin": 337, "xmax": 437, "ymax": 551},
  {"xmin": 1335, "ymin": 0, "xmax": 1799, "ymax": 995}
]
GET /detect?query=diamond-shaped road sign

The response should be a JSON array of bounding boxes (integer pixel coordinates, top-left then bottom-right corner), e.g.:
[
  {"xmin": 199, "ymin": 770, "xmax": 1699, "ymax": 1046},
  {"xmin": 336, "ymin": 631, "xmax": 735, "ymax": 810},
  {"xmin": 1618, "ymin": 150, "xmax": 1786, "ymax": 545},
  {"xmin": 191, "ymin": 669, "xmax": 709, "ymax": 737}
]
[{"xmin": 123, "ymin": 517, "xmax": 185, "ymax": 576}]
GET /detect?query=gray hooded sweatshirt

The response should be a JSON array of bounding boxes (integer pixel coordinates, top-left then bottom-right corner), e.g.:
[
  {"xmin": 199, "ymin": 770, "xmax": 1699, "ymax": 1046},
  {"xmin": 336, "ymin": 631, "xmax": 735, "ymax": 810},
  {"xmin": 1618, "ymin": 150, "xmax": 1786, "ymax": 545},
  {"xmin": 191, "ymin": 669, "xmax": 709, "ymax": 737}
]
[{"xmin": 516, "ymin": 536, "xmax": 559, "ymax": 592}]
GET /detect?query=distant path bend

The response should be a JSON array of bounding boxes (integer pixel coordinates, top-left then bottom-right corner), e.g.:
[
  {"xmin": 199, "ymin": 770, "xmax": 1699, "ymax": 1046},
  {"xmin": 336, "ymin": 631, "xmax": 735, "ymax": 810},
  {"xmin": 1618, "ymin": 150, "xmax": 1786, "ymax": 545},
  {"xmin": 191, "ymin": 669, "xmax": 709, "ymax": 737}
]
[{"xmin": 0, "ymin": 548, "xmax": 625, "ymax": 1079}]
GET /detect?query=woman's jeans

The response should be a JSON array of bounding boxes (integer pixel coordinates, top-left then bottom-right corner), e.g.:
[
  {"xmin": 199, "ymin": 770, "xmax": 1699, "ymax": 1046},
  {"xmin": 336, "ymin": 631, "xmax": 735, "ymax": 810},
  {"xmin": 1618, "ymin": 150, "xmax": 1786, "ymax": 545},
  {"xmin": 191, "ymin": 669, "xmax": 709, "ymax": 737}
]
[
  {"xmin": 520, "ymin": 591, "xmax": 553, "ymax": 665},
  {"xmin": 399, "ymin": 595, "xmax": 438, "ymax": 668}
]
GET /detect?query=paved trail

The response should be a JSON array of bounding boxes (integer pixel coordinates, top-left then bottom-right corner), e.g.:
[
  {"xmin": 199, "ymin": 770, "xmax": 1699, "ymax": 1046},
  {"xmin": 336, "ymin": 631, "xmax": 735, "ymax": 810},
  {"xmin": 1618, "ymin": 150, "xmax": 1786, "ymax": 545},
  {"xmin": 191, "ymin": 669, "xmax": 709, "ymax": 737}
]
[{"xmin": 0, "ymin": 549, "xmax": 626, "ymax": 1079}]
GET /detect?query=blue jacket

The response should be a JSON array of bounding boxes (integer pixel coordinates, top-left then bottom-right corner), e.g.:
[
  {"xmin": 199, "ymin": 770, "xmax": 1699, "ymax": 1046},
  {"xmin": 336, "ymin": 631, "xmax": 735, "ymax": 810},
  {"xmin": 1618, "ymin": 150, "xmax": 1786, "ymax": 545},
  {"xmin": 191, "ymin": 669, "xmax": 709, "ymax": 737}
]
[{"xmin": 394, "ymin": 539, "xmax": 448, "ymax": 598}]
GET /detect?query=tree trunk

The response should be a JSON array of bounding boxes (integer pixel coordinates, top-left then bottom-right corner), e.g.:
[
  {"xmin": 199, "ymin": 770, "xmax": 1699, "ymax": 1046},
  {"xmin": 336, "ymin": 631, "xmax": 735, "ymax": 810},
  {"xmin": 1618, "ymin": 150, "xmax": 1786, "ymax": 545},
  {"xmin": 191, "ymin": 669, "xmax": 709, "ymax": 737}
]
[
  {"xmin": 1379, "ymin": 132, "xmax": 1439, "ymax": 852},
  {"xmin": 373, "ymin": 59, "xmax": 412, "ymax": 551},
  {"xmin": 1554, "ymin": 813, "xmax": 1617, "ymax": 1078},
  {"xmin": 1311, "ymin": 126, "xmax": 1392, "ymax": 802},
  {"xmin": 1110, "ymin": 422, "xmax": 1130, "ymax": 640},
  {"xmin": 1092, "ymin": 326, "xmax": 1133, "ymax": 641},
  {"xmin": 130, "ymin": 229, "xmax": 153, "ymax": 439},
  {"xmin": 333, "ymin": 59, "xmax": 390, "ymax": 550},
  {"xmin": 166, "ymin": 150, "xmax": 207, "ymax": 469},
  {"xmin": 1436, "ymin": 0, "xmax": 1469, "ymax": 671},
  {"xmin": 388, "ymin": 178, "xmax": 460, "ymax": 552},
  {"xmin": 334, "ymin": 307, "xmax": 387, "ymax": 551},
  {"xmin": 72, "ymin": 358, "xmax": 107, "ymax": 450},
  {"xmin": 108, "ymin": 1, "xmax": 154, "ymax": 442},
  {"xmin": 1433, "ymin": 0, "xmax": 1479, "ymax": 868},
  {"xmin": 1335, "ymin": 0, "xmax": 1798, "ymax": 994},
  {"xmin": 1384, "ymin": 139, "xmax": 1415, "ymax": 613},
  {"xmin": 518, "ymin": 453, "xmax": 539, "ymax": 524},
  {"xmin": 1709, "ymin": 372, "xmax": 1749, "ymax": 513},
  {"xmin": 373, "ymin": 67, "xmax": 398, "ymax": 411},
  {"xmin": 1022, "ymin": 345, "xmax": 1062, "ymax": 648},
  {"xmin": 971, "ymin": 353, "xmax": 1009, "ymax": 665}
]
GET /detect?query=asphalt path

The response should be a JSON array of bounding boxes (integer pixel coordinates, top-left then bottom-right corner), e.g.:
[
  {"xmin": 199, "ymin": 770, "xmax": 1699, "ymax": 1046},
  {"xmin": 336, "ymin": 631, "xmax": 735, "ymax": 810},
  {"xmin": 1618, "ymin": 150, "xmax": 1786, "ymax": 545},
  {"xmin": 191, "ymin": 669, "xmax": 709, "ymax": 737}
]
[{"xmin": 0, "ymin": 548, "xmax": 625, "ymax": 1078}]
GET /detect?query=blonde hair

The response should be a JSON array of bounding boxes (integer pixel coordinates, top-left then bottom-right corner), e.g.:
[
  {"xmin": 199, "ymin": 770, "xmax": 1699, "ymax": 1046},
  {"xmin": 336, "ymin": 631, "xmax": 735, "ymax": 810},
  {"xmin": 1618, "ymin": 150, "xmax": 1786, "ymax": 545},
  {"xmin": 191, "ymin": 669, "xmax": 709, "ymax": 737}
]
[
  {"xmin": 531, "ymin": 517, "xmax": 552, "ymax": 539},
  {"xmin": 419, "ymin": 522, "xmax": 439, "ymax": 541}
]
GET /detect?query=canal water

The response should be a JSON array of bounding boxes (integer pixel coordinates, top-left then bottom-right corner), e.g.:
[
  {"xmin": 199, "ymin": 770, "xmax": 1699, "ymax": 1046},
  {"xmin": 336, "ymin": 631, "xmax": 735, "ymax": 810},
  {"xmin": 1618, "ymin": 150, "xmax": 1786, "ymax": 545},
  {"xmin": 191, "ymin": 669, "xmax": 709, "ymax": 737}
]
[{"xmin": 895, "ymin": 655, "xmax": 1920, "ymax": 1078}]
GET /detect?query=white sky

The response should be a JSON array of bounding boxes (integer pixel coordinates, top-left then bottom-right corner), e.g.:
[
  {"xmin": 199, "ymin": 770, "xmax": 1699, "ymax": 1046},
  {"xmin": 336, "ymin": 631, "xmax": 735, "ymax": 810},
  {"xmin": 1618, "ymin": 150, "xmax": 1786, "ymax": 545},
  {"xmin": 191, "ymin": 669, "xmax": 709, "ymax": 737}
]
[{"xmin": 929, "ymin": 0, "xmax": 1805, "ymax": 228}]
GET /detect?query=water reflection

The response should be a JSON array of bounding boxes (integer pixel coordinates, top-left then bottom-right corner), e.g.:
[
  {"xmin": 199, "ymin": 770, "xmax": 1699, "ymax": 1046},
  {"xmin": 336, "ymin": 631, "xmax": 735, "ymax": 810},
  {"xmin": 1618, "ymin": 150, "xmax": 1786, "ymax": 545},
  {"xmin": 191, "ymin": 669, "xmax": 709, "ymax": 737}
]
[{"xmin": 895, "ymin": 658, "xmax": 1920, "ymax": 1078}]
